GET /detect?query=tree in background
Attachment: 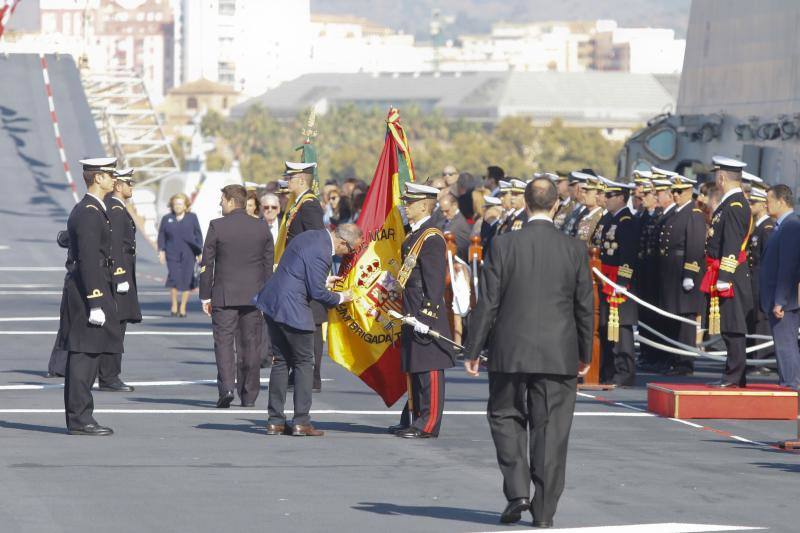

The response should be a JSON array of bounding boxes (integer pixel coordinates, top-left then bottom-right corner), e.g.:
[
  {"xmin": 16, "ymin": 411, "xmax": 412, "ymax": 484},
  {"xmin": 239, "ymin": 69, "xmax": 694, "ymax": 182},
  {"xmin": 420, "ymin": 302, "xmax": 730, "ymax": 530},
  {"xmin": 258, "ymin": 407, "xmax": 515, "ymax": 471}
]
[{"xmin": 200, "ymin": 105, "xmax": 622, "ymax": 183}]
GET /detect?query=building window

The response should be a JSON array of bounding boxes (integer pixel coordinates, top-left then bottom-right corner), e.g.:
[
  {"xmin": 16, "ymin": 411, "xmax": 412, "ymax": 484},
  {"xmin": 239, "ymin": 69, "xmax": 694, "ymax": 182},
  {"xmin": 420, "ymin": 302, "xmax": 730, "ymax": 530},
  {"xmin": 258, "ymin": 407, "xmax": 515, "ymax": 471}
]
[
  {"xmin": 222, "ymin": 97, "xmax": 228, "ymax": 109},
  {"xmin": 218, "ymin": 62, "xmax": 236, "ymax": 84},
  {"xmin": 187, "ymin": 97, "xmax": 198, "ymax": 110},
  {"xmin": 219, "ymin": 0, "xmax": 236, "ymax": 16}
]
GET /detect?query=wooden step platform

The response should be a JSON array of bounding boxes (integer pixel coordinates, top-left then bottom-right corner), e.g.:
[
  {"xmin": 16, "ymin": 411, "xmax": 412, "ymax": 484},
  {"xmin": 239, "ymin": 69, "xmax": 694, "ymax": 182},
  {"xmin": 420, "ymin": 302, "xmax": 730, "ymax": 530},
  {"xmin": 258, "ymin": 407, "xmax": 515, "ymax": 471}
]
[{"xmin": 647, "ymin": 382, "xmax": 798, "ymax": 420}]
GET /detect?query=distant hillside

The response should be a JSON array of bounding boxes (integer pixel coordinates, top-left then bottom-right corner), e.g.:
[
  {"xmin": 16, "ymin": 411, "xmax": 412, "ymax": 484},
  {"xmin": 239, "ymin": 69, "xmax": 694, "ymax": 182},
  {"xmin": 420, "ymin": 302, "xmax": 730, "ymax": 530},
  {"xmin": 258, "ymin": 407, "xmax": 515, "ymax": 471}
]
[{"xmin": 311, "ymin": 0, "xmax": 691, "ymax": 40}]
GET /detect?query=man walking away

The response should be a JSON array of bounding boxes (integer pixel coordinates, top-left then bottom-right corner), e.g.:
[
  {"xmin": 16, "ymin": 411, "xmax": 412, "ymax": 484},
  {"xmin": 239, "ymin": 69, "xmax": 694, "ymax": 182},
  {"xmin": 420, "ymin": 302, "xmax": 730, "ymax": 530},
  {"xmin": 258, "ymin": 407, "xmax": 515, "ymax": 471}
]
[{"xmin": 464, "ymin": 177, "xmax": 593, "ymax": 528}]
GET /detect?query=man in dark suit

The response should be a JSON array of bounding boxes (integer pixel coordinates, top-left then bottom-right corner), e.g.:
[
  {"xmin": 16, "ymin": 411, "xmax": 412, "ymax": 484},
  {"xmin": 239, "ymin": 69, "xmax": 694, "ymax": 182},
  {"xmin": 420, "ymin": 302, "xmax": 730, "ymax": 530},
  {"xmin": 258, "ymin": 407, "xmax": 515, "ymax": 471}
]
[
  {"xmin": 200, "ymin": 184, "xmax": 274, "ymax": 408},
  {"xmin": 59, "ymin": 157, "xmax": 124, "ymax": 435},
  {"xmin": 254, "ymin": 225, "xmax": 360, "ymax": 436},
  {"xmin": 281, "ymin": 161, "xmax": 328, "ymax": 391},
  {"xmin": 437, "ymin": 191, "xmax": 472, "ymax": 261},
  {"xmin": 657, "ymin": 175, "xmax": 707, "ymax": 376},
  {"xmin": 464, "ymin": 177, "xmax": 593, "ymax": 528},
  {"xmin": 760, "ymin": 184, "xmax": 800, "ymax": 389},
  {"xmin": 99, "ymin": 168, "xmax": 142, "ymax": 392}
]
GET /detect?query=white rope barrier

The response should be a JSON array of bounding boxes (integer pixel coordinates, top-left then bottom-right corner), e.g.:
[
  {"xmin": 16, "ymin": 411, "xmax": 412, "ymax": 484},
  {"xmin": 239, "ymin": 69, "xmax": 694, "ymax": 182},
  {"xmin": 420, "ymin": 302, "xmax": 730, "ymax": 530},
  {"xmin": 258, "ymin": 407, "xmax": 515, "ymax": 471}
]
[{"xmin": 592, "ymin": 267, "xmax": 698, "ymax": 326}]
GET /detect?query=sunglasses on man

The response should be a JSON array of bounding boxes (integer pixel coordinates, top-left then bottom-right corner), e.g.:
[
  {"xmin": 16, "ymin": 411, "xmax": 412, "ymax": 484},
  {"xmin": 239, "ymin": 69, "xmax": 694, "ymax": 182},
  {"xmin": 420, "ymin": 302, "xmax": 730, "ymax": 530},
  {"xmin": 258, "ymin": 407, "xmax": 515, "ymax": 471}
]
[{"xmin": 263, "ymin": 205, "xmax": 280, "ymax": 211}]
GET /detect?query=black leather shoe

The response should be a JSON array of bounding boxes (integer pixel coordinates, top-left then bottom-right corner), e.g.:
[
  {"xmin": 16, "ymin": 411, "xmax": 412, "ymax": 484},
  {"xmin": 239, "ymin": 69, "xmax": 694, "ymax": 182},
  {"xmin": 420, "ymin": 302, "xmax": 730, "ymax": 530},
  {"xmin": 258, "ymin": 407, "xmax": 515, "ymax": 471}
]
[
  {"xmin": 241, "ymin": 402, "xmax": 255, "ymax": 407},
  {"xmin": 216, "ymin": 391, "xmax": 234, "ymax": 408},
  {"xmin": 387, "ymin": 423, "xmax": 409, "ymax": 434},
  {"xmin": 396, "ymin": 427, "xmax": 435, "ymax": 439},
  {"xmin": 68, "ymin": 424, "xmax": 113, "ymax": 436},
  {"xmin": 532, "ymin": 520, "xmax": 553, "ymax": 528},
  {"xmin": 98, "ymin": 382, "xmax": 135, "ymax": 392},
  {"xmin": 707, "ymin": 381, "xmax": 738, "ymax": 388},
  {"xmin": 499, "ymin": 497, "xmax": 530, "ymax": 524}
]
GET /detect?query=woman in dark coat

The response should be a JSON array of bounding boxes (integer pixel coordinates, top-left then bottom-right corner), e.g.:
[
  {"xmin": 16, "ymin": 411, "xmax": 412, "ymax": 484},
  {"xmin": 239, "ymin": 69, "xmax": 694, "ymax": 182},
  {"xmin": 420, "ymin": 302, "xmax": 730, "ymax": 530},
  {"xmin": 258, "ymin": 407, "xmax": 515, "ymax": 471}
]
[{"xmin": 157, "ymin": 193, "xmax": 203, "ymax": 316}]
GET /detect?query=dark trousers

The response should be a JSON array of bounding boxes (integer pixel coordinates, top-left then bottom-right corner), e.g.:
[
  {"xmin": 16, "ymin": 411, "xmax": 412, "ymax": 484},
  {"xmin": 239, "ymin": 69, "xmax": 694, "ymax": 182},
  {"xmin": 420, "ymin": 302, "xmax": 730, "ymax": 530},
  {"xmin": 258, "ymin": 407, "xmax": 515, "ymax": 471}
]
[
  {"xmin": 599, "ymin": 325, "xmax": 636, "ymax": 386},
  {"xmin": 99, "ymin": 322, "xmax": 127, "ymax": 385},
  {"xmin": 64, "ymin": 351, "xmax": 110, "ymax": 429},
  {"xmin": 769, "ymin": 310, "xmax": 800, "ymax": 389},
  {"xmin": 747, "ymin": 312, "xmax": 774, "ymax": 361},
  {"xmin": 722, "ymin": 332, "xmax": 747, "ymax": 386},
  {"xmin": 313, "ymin": 326, "xmax": 323, "ymax": 390},
  {"xmin": 266, "ymin": 317, "xmax": 314, "ymax": 426},
  {"xmin": 212, "ymin": 306, "xmax": 262, "ymax": 404},
  {"xmin": 670, "ymin": 315, "xmax": 697, "ymax": 371},
  {"xmin": 409, "ymin": 370, "xmax": 445, "ymax": 435},
  {"xmin": 487, "ymin": 372, "xmax": 577, "ymax": 524}
]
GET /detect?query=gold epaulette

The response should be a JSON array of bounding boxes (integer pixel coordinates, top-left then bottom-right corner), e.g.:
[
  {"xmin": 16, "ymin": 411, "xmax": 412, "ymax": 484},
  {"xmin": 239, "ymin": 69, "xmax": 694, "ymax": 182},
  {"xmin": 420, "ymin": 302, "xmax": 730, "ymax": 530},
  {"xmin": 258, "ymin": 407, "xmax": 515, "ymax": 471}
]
[
  {"xmin": 396, "ymin": 228, "xmax": 444, "ymax": 289},
  {"xmin": 620, "ymin": 216, "xmax": 632, "ymax": 222},
  {"xmin": 683, "ymin": 261, "xmax": 700, "ymax": 273},
  {"xmin": 86, "ymin": 204, "xmax": 99, "ymax": 211},
  {"xmin": 199, "ymin": 265, "xmax": 206, "ymax": 274},
  {"xmin": 693, "ymin": 208, "xmax": 703, "ymax": 213},
  {"xmin": 112, "ymin": 205, "xmax": 124, "ymax": 210},
  {"xmin": 87, "ymin": 289, "xmax": 103, "ymax": 299},
  {"xmin": 720, "ymin": 254, "xmax": 738, "ymax": 273},
  {"xmin": 618, "ymin": 264, "xmax": 633, "ymax": 279},
  {"xmin": 731, "ymin": 202, "xmax": 743, "ymax": 208}
]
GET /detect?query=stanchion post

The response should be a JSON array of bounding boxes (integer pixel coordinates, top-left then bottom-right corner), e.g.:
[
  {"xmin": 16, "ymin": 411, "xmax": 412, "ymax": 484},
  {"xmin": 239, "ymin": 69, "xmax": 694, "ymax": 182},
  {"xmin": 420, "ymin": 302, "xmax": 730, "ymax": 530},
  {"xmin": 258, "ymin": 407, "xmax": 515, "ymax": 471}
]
[{"xmin": 580, "ymin": 247, "xmax": 613, "ymax": 390}]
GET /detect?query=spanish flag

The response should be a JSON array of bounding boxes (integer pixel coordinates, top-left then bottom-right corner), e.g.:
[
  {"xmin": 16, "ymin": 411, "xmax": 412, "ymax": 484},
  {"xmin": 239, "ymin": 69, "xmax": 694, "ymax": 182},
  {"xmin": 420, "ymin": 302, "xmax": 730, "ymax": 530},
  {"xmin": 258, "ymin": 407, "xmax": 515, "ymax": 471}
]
[{"xmin": 327, "ymin": 108, "xmax": 414, "ymax": 406}]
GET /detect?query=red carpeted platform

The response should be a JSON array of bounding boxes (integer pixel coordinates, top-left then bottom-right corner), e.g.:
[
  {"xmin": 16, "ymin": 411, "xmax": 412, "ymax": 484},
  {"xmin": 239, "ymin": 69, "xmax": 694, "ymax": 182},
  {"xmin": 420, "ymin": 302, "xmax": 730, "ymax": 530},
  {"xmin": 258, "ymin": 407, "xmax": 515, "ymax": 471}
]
[{"xmin": 647, "ymin": 382, "xmax": 798, "ymax": 420}]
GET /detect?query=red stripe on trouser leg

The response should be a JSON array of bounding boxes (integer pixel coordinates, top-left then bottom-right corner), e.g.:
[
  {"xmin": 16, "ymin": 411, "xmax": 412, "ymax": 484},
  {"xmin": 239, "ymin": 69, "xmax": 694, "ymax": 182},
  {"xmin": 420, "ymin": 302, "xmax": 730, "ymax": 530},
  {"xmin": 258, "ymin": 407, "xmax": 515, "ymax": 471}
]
[{"xmin": 424, "ymin": 370, "xmax": 438, "ymax": 434}]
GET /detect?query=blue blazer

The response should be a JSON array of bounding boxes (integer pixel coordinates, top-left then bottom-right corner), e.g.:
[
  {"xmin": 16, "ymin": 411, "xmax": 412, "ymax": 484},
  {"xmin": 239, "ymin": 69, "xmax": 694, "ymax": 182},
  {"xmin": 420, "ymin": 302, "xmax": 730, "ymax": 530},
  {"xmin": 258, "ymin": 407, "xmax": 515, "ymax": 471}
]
[
  {"xmin": 253, "ymin": 229, "xmax": 340, "ymax": 331},
  {"xmin": 760, "ymin": 213, "xmax": 800, "ymax": 313}
]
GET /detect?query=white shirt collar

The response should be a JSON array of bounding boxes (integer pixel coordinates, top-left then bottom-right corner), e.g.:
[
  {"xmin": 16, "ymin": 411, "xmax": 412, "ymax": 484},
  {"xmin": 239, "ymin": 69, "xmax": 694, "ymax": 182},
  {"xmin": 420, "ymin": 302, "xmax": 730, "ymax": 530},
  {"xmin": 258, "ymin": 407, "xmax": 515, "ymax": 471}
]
[
  {"xmin": 410, "ymin": 215, "xmax": 431, "ymax": 233},
  {"xmin": 755, "ymin": 214, "xmax": 770, "ymax": 227},
  {"xmin": 676, "ymin": 199, "xmax": 693, "ymax": 212},
  {"xmin": 527, "ymin": 213, "xmax": 553, "ymax": 223},
  {"xmin": 86, "ymin": 193, "xmax": 106, "ymax": 211},
  {"xmin": 662, "ymin": 203, "xmax": 676, "ymax": 215},
  {"xmin": 560, "ymin": 197, "xmax": 570, "ymax": 206},
  {"xmin": 586, "ymin": 206, "xmax": 602, "ymax": 217},
  {"xmin": 328, "ymin": 230, "xmax": 336, "ymax": 256},
  {"xmin": 716, "ymin": 187, "xmax": 743, "ymax": 213}
]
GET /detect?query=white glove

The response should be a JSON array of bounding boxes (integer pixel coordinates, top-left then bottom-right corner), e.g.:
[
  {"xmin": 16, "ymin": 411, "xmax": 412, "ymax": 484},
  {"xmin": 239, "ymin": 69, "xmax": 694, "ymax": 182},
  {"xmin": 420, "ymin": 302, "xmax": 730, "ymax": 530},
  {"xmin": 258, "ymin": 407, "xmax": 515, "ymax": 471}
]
[
  {"xmin": 716, "ymin": 281, "xmax": 731, "ymax": 292},
  {"xmin": 117, "ymin": 281, "xmax": 130, "ymax": 294},
  {"xmin": 682, "ymin": 278, "xmax": 694, "ymax": 291},
  {"xmin": 88, "ymin": 307, "xmax": 106, "ymax": 326},
  {"xmin": 413, "ymin": 322, "xmax": 430, "ymax": 336}
]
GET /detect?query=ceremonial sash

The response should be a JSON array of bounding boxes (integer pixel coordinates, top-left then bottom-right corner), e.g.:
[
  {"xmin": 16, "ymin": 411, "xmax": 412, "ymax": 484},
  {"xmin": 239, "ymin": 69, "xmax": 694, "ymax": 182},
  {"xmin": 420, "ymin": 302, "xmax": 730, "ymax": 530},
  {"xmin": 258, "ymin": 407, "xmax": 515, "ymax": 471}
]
[
  {"xmin": 273, "ymin": 192, "xmax": 317, "ymax": 265},
  {"xmin": 396, "ymin": 228, "xmax": 444, "ymax": 289}
]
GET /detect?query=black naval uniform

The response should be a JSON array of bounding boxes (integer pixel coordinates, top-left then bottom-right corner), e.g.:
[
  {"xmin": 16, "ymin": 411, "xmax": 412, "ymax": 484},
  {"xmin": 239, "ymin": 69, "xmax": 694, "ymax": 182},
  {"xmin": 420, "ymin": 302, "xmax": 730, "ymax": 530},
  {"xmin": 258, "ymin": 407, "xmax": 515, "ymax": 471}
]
[
  {"xmin": 701, "ymin": 190, "xmax": 753, "ymax": 386},
  {"xmin": 284, "ymin": 190, "xmax": 327, "ymax": 390},
  {"xmin": 598, "ymin": 207, "xmax": 638, "ymax": 386},
  {"xmin": 398, "ymin": 218, "xmax": 454, "ymax": 437},
  {"xmin": 657, "ymin": 201, "xmax": 707, "ymax": 373},
  {"xmin": 635, "ymin": 207, "xmax": 662, "ymax": 368},
  {"xmin": 99, "ymin": 195, "xmax": 142, "ymax": 387},
  {"xmin": 746, "ymin": 215, "xmax": 775, "ymax": 360},
  {"xmin": 57, "ymin": 194, "xmax": 123, "ymax": 431},
  {"xmin": 507, "ymin": 209, "xmax": 527, "ymax": 233}
]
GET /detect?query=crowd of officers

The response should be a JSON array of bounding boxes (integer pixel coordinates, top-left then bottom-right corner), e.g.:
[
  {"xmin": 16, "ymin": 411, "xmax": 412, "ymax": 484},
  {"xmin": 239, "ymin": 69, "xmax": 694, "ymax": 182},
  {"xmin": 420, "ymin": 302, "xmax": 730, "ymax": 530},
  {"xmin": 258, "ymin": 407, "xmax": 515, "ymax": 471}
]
[{"xmin": 461, "ymin": 157, "xmax": 772, "ymax": 389}]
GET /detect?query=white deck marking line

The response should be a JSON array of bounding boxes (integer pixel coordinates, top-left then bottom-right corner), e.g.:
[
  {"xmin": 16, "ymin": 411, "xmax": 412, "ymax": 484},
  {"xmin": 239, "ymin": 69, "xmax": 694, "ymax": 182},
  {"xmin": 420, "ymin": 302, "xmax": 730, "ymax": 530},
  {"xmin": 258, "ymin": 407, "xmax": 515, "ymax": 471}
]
[
  {"xmin": 0, "ymin": 291, "xmax": 170, "ymax": 296},
  {"xmin": 472, "ymin": 523, "xmax": 765, "ymax": 533},
  {"xmin": 0, "ymin": 284, "xmax": 63, "ymax": 288},
  {"xmin": 0, "ymin": 377, "xmax": 334, "ymax": 390},
  {"xmin": 0, "ymin": 316, "xmax": 163, "ymax": 322},
  {"xmin": 0, "ymin": 331, "xmax": 211, "ymax": 335},
  {"xmin": 0, "ymin": 409, "xmax": 655, "ymax": 416},
  {"xmin": 0, "ymin": 267, "xmax": 64, "ymax": 271}
]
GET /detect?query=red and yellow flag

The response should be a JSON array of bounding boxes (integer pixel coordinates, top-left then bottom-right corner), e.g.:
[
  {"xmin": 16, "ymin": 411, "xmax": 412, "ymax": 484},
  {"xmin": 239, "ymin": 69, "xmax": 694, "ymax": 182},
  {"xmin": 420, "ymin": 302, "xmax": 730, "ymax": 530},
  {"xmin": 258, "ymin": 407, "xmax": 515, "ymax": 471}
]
[{"xmin": 327, "ymin": 108, "xmax": 415, "ymax": 406}]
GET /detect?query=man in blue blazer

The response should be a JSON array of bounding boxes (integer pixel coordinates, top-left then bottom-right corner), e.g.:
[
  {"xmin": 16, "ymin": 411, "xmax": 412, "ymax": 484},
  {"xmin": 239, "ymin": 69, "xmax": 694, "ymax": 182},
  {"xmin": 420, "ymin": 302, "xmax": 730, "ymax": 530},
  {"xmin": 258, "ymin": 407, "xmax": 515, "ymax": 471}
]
[
  {"xmin": 254, "ymin": 224, "xmax": 361, "ymax": 436},
  {"xmin": 760, "ymin": 184, "xmax": 800, "ymax": 390}
]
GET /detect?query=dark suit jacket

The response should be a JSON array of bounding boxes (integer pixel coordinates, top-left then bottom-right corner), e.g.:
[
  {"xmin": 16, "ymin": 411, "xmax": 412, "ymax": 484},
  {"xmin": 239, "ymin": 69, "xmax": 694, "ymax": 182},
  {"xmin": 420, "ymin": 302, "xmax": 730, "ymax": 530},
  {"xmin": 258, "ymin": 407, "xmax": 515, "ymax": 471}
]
[
  {"xmin": 760, "ymin": 213, "xmax": 800, "ymax": 313},
  {"xmin": 440, "ymin": 211, "xmax": 472, "ymax": 261},
  {"xmin": 199, "ymin": 209, "xmax": 273, "ymax": 307},
  {"xmin": 105, "ymin": 195, "xmax": 142, "ymax": 323},
  {"xmin": 464, "ymin": 219, "xmax": 594, "ymax": 375},
  {"xmin": 254, "ymin": 229, "xmax": 340, "ymax": 332}
]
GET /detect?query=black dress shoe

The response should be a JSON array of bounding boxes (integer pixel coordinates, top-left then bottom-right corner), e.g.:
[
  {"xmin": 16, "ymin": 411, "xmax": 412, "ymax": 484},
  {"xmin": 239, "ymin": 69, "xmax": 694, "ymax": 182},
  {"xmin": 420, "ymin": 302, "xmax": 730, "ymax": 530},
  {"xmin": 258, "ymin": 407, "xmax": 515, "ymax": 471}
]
[
  {"xmin": 532, "ymin": 520, "xmax": 553, "ymax": 528},
  {"xmin": 499, "ymin": 497, "xmax": 531, "ymax": 524},
  {"xmin": 170, "ymin": 311, "xmax": 178, "ymax": 317},
  {"xmin": 68, "ymin": 424, "xmax": 113, "ymax": 436},
  {"xmin": 216, "ymin": 391, "xmax": 234, "ymax": 408},
  {"xmin": 707, "ymin": 380, "xmax": 738, "ymax": 388},
  {"xmin": 396, "ymin": 427, "xmax": 435, "ymax": 439},
  {"xmin": 241, "ymin": 402, "xmax": 255, "ymax": 407},
  {"xmin": 387, "ymin": 423, "xmax": 409, "ymax": 434},
  {"xmin": 98, "ymin": 382, "xmax": 135, "ymax": 392}
]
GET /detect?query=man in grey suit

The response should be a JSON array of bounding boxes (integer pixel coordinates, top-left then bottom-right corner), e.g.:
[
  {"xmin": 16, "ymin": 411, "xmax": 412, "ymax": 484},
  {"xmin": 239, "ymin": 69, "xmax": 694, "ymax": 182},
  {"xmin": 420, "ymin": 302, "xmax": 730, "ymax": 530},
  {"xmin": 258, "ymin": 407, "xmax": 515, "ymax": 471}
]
[
  {"xmin": 438, "ymin": 191, "xmax": 472, "ymax": 261},
  {"xmin": 464, "ymin": 177, "xmax": 594, "ymax": 528},
  {"xmin": 200, "ymin": 185, "xmax": 274, "ymax": 408}
]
